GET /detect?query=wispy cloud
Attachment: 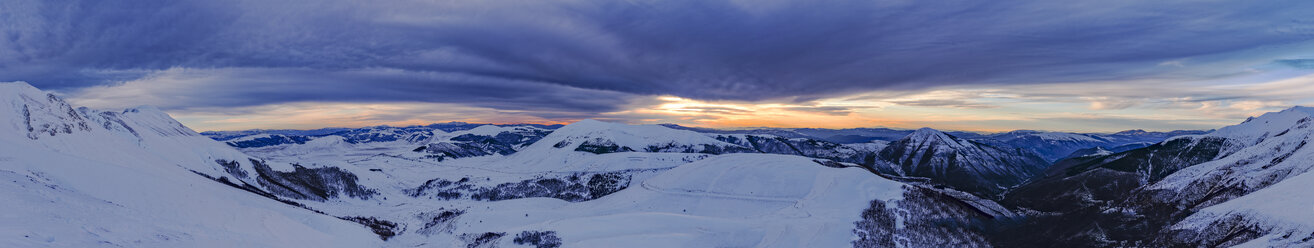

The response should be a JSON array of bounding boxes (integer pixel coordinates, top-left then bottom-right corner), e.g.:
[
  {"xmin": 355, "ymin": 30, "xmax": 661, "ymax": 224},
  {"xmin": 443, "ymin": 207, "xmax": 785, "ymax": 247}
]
[{"xmin": 888, "ymin": 99, "xmax": 998, "ymax": 109}]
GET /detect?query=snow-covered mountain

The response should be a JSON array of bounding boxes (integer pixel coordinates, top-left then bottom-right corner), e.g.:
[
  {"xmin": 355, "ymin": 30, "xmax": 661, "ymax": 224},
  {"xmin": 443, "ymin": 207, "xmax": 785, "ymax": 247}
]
[
  {"xmin": 0, "ymin": 82, "xmax": 381, "ymax": 247},
  {"xmin": 15, "ymin": 79, "xmax": 1314, "ymax": 247},
  {"xmin": 3, "ymin": 82, "xmax": 1015, "ymax": 247},
  {"xmin": 873, "ymin": 128, "xmax": 1049, "ymax": 197},
  {"xmin": 1000, "ymin": 106, "xmax": 1314, "ymax": 247}
]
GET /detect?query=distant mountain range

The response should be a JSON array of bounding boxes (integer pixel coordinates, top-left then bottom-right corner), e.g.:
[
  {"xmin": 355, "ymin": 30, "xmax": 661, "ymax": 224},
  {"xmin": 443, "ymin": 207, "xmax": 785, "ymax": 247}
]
[{"xmin": 6, "ymin": 81, "xmax": 1312, "ymax": 247}]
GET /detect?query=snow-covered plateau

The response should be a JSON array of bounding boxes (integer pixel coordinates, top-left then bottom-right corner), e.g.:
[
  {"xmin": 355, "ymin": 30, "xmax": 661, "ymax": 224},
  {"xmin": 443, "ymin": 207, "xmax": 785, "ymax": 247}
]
[{"xmin": 4, "ymin": 81, "xmax": 1312, "ymax": 247}]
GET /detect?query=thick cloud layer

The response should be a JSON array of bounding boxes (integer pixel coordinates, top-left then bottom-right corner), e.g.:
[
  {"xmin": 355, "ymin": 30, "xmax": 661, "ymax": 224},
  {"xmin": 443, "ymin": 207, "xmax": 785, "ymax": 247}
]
[{"xmin": 3, "ymin": 0, "xmax": 1313, "ymax": 114}]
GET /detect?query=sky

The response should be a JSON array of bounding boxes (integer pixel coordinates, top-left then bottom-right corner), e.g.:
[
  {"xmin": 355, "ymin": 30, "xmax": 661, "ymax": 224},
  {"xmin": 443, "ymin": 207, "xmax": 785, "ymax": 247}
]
[{"xmin": 3, "ymin": 0, "xmax": 1314, "ymax": 132}]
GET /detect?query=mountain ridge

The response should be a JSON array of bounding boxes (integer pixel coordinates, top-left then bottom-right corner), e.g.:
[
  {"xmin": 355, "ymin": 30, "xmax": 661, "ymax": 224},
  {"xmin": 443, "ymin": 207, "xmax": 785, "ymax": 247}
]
[{"xmin": 9, "ymin": 81, "xmax": 1308, "ymax": 247}]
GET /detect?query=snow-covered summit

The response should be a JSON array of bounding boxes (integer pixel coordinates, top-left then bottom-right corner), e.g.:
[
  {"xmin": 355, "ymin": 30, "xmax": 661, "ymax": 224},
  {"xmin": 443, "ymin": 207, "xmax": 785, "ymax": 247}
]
[
  {"xmin": 0, "ymin": 81, "xmax": 45, "ymax": 97},
  {"xmin": 903, "ymin": 127, "xmax": 967, "ymax": 148},
  {"xmin": 0, "ymin": 82, "xmax": 381, "ymax": 247},
  {"xmin": 0, "ymin": 81, "xmax": 194, "ymax": 142},
  {"xmin": 1207, "ymin": 105, "xmax": 1314, "ymax": 145},
  {"xmin": 1, "ymin": 81, "xmax": 92, "ymax": 140}
]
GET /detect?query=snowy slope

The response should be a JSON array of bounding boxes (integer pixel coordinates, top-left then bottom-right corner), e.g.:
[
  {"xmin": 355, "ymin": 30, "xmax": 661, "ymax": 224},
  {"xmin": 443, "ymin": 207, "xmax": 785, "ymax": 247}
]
[
  {"xmin": 998, "ymin": 106, "xmax": 1314, "ymax": 246},
  {"xmin": 1142, "ymin": 106, "xmax": 1314, "ymax": 246},
  {"xmin": 1167, "ymin": 169, "xmax": 1314, "ymax": 247},
  {"xmin": 0, "ymin": 82, "xmax": 380, "ymax": 247}
]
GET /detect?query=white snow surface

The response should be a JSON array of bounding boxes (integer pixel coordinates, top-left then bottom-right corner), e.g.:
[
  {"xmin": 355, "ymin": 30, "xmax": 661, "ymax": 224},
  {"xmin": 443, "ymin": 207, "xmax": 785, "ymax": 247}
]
[
  {"xmin": 0, "ymin": 82, "xmax": 380, "ymax": 247},
  {"xmin": 1149, "ymin": 106, "xmax": 1314, "ymax": 245},
  {"xmin": 2, "ymin": 82, "xmax": 1002, "ymax": 247},
  {"xmin": 243, "ymin": 133, "xmax": 930, "ymax": 247},
  {"xmin": 1178, "ymin": 169, "xmax": 1314, "ymax": 247}
]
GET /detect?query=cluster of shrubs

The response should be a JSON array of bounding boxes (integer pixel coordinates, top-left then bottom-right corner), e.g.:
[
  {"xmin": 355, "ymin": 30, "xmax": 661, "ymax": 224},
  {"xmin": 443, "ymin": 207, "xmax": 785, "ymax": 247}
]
[
  {"xmin": 407, "ymin": 172, "xmax": 631, "ymax": 202},
  {"xmin": 513, "ymin": 230, "xmax": 562, "ymax": 248}
]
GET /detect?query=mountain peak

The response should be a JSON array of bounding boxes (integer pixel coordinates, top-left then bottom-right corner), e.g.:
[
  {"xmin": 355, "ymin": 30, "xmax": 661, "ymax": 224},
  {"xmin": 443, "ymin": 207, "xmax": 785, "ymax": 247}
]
[
  {"xmin": 0, "ymin": 82, "xmax": 94, "ymax": 140},
  {"xmin": 0, "ymin": 81, "xmax": 42, "ymax": 94},
  {"xmin": 0, "ymin": 83, "xmax": 197, "ymax": 140},
  {"xmin": 912, "ymin": 127, "xmax": 941, "ymax": 134},
  {"xmin": 0, "ymin": 81, "xmax": 59, "ymax": 107},
  {"xmin": 1282, "ymin": 105, "xmax": 1314, "ymax": 116},
  {"xmin": 906, "ymin": 127, "xmax": 954, "ymax": 142},
  {"xmin": 1208, "ymin": 105, "xmax": 1314, "ymax": 145}
]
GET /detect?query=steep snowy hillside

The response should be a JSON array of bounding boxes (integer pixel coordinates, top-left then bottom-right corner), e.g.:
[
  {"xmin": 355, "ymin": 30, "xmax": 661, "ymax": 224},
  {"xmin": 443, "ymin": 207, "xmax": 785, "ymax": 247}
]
[
  {"xmin": 0, "ymin": 82, "xmax": 380, "ymax": 247},
  {"xmin": 875, "ymin": 128, "xmax": 1049, "ymax": 197},
  {"xmin": 999, "ymin": 106, "xmax": 1314, "ymax": 247},
  {"xmin": 1142, "ymin": 106, "xmax": 1314, "ymax": 246}
]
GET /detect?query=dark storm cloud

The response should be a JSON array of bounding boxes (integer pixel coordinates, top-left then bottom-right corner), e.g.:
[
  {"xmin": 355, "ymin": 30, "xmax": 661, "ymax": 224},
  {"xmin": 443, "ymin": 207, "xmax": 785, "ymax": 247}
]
[
  {"xmin": 72, "ymin": 68, "xmax": 636, "ymax": 113},
  {"xmin": 3, "ymin": 0, "xmax": 1314, "ymax": 113}
]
